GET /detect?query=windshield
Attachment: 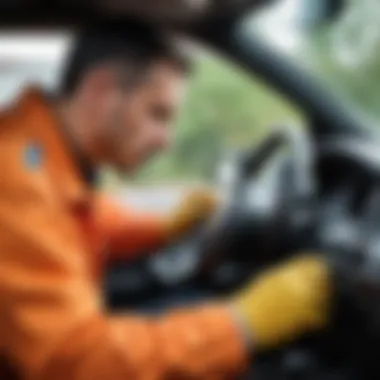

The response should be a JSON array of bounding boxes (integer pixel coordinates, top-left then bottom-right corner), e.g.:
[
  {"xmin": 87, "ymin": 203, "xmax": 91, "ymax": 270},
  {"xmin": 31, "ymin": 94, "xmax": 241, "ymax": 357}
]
[{"xmin": 238, "ymin": 0, "xmax": 380, "ymax": 126}]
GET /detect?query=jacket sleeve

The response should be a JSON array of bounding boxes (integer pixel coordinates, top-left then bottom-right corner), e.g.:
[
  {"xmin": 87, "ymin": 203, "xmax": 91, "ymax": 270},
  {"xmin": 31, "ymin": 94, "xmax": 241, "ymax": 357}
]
[
  {"xmin": 94, "ymin": 193, "xmax": 169, "ymax": 261},
  {"xmin": 0, "ymin": 187, "xmax": 247, "ymax": 380}
]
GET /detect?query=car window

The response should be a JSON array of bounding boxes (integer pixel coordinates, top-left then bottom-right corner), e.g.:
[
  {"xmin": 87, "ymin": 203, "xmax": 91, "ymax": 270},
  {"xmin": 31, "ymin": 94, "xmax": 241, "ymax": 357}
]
[
  {"xmin": 238, "ymin": 0, "xmax": 380, "ymax": 127},
  {"xmin": 0, "ymin": 31, "xmax": 70, "ymax": 107}
]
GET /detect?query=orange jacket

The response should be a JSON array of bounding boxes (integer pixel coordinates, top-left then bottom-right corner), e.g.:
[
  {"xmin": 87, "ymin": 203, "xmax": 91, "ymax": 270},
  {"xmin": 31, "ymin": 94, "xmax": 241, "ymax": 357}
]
[{"xmin": 0, "ymin": 88, "xmax": 247, "ymax": 380}]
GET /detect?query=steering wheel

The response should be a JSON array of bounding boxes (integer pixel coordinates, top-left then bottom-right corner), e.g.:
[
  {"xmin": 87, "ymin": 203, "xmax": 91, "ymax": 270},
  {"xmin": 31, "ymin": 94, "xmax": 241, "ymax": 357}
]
[
  {"xmin": 197, "ymin": 124, "xmax": 317, "ymax": 292},
  {"xmin": 106, "ymin": 123, "xmax": 319, "ymax": 306}
]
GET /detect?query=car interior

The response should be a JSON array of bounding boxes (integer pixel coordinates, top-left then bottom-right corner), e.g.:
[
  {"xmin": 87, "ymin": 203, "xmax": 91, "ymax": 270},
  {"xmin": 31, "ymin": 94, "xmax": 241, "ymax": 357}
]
[{"xmin": 1, "ymin": 0, "xmax": 380, "ymax": 379}]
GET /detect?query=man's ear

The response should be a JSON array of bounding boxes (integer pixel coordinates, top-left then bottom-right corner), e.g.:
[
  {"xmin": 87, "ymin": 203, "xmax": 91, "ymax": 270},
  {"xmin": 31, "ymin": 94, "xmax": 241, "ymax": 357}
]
[{"xmin": 80, "ymin": 66, "xmax": 117, "ymax": 100}]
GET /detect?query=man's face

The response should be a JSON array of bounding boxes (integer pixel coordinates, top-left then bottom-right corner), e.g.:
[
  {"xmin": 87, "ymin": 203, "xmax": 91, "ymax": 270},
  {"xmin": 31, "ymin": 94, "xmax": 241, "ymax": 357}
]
[{"xmin": 90, "ymin": 60, "xmax": 187, "ymax": 173}]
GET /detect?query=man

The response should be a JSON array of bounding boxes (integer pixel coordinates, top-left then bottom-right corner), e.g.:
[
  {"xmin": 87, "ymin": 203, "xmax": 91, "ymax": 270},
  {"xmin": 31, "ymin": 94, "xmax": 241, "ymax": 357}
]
[{"xmin": 0, "ymin": 21, "xmax": 332, "ymax": 379}]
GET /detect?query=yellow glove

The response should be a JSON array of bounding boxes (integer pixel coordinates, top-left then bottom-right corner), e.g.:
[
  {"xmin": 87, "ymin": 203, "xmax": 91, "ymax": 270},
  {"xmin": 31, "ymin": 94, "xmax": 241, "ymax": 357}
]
[
  {"xmin": 231, "ymin": 255, "xmax": 332, "ymax": 352},
  {"xmin": 163, "ymin": 187, "xmax": 220, "ymax": 243}
]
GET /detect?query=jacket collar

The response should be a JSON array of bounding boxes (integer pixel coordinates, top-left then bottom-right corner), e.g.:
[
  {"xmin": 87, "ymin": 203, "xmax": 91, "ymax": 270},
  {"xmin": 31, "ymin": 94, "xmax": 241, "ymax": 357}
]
[{"xmin": 17, "ymin": 87, "xmax": 95, "ymax": 206}]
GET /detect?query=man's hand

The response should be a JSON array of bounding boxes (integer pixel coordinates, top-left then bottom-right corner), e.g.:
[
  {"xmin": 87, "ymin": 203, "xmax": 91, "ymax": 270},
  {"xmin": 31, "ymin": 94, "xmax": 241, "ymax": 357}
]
[
  {"xmin": 163, "ymin": 186, "xmax": 219, "ymax": 243},
  {"xmin": 230, "ymin": 254, "xmax": 333, "ymax": 352}
]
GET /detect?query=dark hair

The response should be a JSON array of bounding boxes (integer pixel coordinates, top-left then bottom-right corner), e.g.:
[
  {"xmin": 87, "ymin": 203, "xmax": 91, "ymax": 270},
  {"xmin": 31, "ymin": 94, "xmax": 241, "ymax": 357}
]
[{"xmin": 60, "ymin": 19, "xmax": 192, "ymax": 96}]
